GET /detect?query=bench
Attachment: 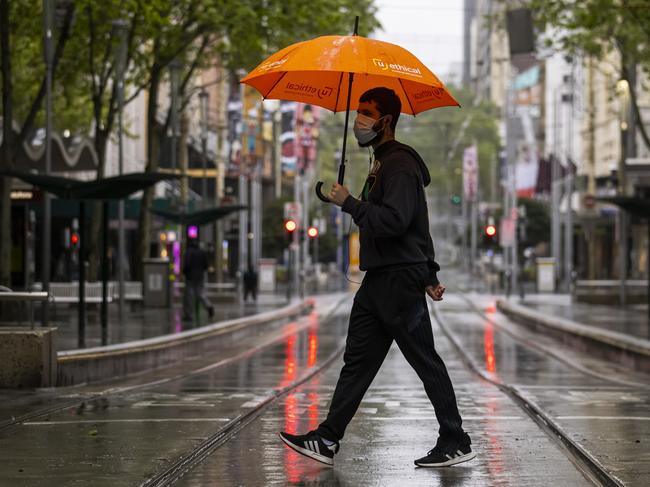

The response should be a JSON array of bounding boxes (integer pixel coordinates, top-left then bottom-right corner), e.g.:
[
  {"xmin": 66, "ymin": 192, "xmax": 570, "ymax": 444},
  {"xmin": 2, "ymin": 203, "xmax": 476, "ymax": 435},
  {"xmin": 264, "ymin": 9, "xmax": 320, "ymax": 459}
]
[
  {"xmin": 575, "ymin": 279, "xmax": 648, "ymax": 304},
  {"xmin": 48, "ymin": 282, "xmax": 115, "ymax": 304},
  {"xmin": 33, "ymin": 281, "xmax": 144, "ymax": 304}
]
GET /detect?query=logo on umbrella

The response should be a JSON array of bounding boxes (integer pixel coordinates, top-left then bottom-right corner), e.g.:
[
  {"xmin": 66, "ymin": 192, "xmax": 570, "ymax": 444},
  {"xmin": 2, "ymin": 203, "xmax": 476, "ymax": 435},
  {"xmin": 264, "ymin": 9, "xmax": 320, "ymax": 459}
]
[
  {"xmin": 372, "ymin": 58, "xmax": 422, "ymax": 77},
  {"xmin": 413, "ymin": 88, "xmax": 445, "ymax": 101},
  {"xmin": 286, "ymin": 82, "xmax": 333, "ymax": 99},
  {"xmin": 373, "ymin": 58, "xmax": 389, "ymax": 71}
]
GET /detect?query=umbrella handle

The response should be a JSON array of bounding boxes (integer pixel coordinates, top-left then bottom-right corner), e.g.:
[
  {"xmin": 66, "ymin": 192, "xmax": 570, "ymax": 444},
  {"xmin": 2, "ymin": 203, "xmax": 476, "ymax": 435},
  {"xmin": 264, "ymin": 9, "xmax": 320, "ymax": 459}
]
[{"xmin": 315, "ymin": 181, "xmax": 330, "ymax": 202}]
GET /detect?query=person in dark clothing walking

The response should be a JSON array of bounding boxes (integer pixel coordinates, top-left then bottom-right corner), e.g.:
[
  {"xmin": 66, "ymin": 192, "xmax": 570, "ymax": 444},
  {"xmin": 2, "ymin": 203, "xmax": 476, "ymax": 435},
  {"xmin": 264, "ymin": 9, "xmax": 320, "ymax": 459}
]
[
  {"xmin": 243, "ymin": 266, "xmax": 259, "ymax": 302},
  {"xmin": 182, "ymin": 239, "xmax": 214, "ymax": 322},
  {"xmin": 280, "ymin": 87, "xmax": 475, "ymax": 468}
]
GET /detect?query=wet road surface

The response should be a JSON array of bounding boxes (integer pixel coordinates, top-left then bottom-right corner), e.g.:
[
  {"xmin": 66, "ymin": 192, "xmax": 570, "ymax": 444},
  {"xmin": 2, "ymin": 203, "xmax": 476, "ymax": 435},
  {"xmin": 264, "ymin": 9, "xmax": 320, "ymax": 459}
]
[{"xmin": 2, "ymin": 290, "xmax": 648, "ymax": 486}]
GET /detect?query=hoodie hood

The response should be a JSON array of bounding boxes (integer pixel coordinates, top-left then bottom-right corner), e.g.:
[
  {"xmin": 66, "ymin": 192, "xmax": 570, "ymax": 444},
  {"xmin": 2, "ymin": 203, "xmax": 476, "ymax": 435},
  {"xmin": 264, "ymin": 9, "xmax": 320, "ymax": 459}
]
[{"xmin": 375, "ymin": 140, "xmax": 431, "ymax": 187}]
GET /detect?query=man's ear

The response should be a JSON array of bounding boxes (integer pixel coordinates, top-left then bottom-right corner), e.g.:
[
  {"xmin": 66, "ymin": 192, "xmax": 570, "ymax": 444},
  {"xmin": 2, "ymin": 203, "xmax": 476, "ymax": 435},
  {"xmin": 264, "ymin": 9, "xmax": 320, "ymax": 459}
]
[{"xmin": 381, "ymin": 114, "xmax": 392, "ymax": 132}]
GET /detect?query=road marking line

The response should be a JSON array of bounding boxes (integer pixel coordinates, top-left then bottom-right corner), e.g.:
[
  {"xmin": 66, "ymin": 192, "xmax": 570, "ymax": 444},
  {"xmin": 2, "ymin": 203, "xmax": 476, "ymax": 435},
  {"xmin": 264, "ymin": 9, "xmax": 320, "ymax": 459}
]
[
  {"xmin": 24, "ymin": 418, "xmax": 231, "ymax": 426},
  {"xmin": 556, "ymin": 416, "xmax": 650, "ymax": 421}
]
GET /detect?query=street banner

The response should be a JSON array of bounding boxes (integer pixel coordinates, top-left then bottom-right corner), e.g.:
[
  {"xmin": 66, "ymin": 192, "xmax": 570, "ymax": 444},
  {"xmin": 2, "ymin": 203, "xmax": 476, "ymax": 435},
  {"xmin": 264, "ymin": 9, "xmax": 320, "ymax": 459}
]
[
  {"xmin": 226, "ymin": 78, "xmax": 243, "ymax": 174},
  {"xmin": 463, "ymin": 145, "xmax": 478, "ymax": 201},
  {"xmin": 280, "ymin": 101, "xmax": 298, "ymax": 177},
  {"xmin": 283, "ymin": 202, "xmax": 302, "ymax": 226},
  {"xmin": 295, "ymin": 104, "xmax": 320, "ymax": 172},
  {"xmin": 499, "ymin": 217, "xmax": 515, "ymax": 247}
]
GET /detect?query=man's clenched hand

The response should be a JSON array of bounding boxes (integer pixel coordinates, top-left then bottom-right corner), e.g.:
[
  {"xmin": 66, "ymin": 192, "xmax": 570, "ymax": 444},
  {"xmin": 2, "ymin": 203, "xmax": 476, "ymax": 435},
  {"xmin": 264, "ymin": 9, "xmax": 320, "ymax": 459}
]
[
  {"xmin": 425, "ymin": 284, "xmax": 445, "ymax": 301},
  {"xmin": 328, "ymin": 183, "xmax": 350, "ymax": 207}
]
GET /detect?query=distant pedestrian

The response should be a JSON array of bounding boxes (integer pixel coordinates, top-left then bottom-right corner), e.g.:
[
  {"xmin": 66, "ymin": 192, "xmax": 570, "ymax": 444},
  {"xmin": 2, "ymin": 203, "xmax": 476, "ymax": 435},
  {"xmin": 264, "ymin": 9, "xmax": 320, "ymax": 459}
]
[
  {"xmin": 280, "ymin": 87, "xmax": 475, "ymax": 468},
  {"xmin": 182, "ymin": 239, "xmax": 214, "ymax": 321},
  {"xmin": 243, "ymin": 266, "xmax": 258, "ymax": 302}
]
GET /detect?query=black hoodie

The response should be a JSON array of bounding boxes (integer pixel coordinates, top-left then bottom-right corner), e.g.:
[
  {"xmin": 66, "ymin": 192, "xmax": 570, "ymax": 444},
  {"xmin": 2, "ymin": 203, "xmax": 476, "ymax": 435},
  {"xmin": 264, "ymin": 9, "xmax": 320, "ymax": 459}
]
[{"xmin": 341, "ymin": 139, "xmax": 441, "ymax": 287}]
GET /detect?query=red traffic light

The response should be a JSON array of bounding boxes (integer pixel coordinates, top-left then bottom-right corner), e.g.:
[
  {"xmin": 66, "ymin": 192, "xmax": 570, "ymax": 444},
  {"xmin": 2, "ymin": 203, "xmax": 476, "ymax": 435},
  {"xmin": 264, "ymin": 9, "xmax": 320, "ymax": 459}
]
[
  {"xmin": 70, "ymin": 233, "xmax": 79, "ymax": 245},
  {"xmin": 485, "ymin": 224, "xmax": 497, "ymax": 237},
  {"xmin": 284, "ymin": 219, "xmax": 297, "ymax": 233},
  {"xmin": 307, "ymin": 226, "xmax": 319, "ymax": 238}
]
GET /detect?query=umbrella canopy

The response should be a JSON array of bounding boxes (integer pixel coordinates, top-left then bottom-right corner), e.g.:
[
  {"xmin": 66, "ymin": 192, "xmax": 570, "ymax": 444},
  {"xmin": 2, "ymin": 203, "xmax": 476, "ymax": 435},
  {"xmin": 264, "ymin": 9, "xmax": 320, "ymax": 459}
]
[
  {"xmin": 241, "ymin": 34, "xmax": 459, "ymax": 115},
  {"xmin": 1, "ymin": 171, "xmax": 178, "ymax": 200},
  {"xmin": 150, "ymin": 205, "xmax": 247, "ymax": 226},
  {"xmin": 596, "ymin": 196, "xmax": 650, "ymax": 219}
]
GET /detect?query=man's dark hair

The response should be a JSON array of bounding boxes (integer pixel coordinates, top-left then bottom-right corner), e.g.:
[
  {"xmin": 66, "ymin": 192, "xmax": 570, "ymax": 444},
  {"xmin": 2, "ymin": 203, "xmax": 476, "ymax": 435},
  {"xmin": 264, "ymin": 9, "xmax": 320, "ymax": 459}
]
[{"xmin": 359, "ymin": 87, "xmax": 401, "ymax": 131}]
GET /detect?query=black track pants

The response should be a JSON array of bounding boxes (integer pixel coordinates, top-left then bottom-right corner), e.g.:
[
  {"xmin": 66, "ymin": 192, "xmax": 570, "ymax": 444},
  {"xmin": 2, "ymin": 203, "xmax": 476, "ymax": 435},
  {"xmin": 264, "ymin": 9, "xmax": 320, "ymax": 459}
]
[{"xmin": 316, "ymin": 264, "xmax": 464, "ymax": 443}]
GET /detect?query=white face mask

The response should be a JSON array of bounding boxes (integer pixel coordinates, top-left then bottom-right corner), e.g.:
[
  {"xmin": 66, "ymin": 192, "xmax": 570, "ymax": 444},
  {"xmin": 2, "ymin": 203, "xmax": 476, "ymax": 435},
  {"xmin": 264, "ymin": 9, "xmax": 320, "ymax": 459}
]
[{"xmin": 353, "ymin": 113, "xmax": 384, "ymax": 145}]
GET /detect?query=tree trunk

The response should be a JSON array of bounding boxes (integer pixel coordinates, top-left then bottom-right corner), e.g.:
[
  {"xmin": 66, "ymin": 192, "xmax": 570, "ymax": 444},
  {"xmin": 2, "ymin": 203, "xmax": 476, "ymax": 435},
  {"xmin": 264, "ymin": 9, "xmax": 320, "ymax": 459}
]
[
  {"xmin": 86, "ymin": 130, "xmax": 109, "ymax": 281},
  {"xmin": 0, "ymin": 0, "xmax": 13, "ymax": 287},
  {"xmin": 134, "ymin": 65, "xmax": 162, "ymax": 281}
]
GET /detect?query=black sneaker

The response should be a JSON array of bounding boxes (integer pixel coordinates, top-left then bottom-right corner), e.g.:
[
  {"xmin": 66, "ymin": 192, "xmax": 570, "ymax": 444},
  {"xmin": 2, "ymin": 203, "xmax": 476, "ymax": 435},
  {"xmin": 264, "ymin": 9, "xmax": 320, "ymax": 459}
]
[
  {"xmin": 414, "ymin": 433, "xmax": 476, "ymax": 467},
  {"xmin": 279, "ymin": 430, "xmax": 339, "ymax": 466}
]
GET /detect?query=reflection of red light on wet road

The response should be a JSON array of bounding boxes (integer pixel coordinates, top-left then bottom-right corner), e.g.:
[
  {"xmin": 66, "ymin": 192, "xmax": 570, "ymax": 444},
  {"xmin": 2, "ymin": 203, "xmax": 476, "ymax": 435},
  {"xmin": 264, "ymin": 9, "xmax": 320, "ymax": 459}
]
[
  {"xmin": 284, "ymin": 393, "xmax": 301, "ymax": 483},
  {"xmin": 307, "ymin": 330, "xmax": 318, "ymax": 368},
  {"xmin": 484, "ymin": 322, "xmax": 497, "ymax": 373},
  {"xmin": 307, "ymin": 392, "xmax": 319, "ymax": 431},
  {"xmin": 281, "ymin": 335, "xmax": 297, "ymax": 388},
  {"xmin": 485, "ymin": 302, "xmax": 497, "ymax": 314}
]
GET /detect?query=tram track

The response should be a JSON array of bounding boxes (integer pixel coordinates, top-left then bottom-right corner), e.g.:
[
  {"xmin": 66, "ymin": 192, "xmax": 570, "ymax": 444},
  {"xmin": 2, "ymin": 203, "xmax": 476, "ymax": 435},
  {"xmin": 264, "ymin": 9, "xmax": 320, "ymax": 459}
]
[
  {"xmin": 432, "ymin": 290, "xmax": 626, "ymax": 487},
  {"xmin": 0, "ymin": 296, "xmax": 350, "ymax": 436},
  {"xmin": 140, "ymin": 333, "xmax": 347, "ymax": 487}
]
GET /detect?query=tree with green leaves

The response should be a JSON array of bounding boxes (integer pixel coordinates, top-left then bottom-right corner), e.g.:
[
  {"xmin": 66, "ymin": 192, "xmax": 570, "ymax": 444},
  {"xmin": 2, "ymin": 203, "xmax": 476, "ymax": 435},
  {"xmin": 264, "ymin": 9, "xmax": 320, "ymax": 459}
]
[
  {"xmin": 524, "ymin": 0, "xmax": 650, "ymax": 151},
  {"xmin": 131, "ymin": 0, "xmax": 379, "ymax": 278},
  {"xmin": 0, "ymin": 0, "xmax": 81, "ymax": 287}
]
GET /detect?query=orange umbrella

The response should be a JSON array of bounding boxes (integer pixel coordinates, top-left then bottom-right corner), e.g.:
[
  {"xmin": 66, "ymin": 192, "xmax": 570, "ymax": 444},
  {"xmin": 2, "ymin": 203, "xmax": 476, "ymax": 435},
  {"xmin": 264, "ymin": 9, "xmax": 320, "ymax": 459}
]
[{"xmin": 241, "ymin": 17, "xmax": 459, "ymax": 201}]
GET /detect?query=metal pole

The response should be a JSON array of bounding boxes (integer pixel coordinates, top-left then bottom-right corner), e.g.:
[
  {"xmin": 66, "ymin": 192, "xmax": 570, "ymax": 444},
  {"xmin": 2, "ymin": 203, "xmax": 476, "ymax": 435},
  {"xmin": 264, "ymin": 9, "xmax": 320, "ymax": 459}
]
[
  {"xmin": 78, "ymin": 201, "xmax": 86, "ymax": 348},
  {"xmin": 646, "ymin": 219, "xmax": 649, "ymax": 324},
  {"xmin": 238, "ymin": 172, "xmax": 248, "ymax": 303},
  {"xmin": 113, "ymin": 19, "xmax": 128, "ymax": 326},
  {"xmin": 41, "ymin": 0, "xmax": 53, "ymax": 326},
  {"xmin": 101, "ymin": 200, "xmax": 109, "ymax": 345},
  {"xmin": 503, "ymin": 78, "xmax": 512, "ymax": 296},
  {"xmin": 564, "ymin": 73, "xmax": 574, "ymax": 294},
  {"xmin": 461, "ymin": 196, "xmax": 468, "ymax": 272},
  {"xmin": 508, "ymin": 71, "xmax": 518, "ymax": 296},
  {"xmin": 293, "ymin": 169, "xmax": 301, "ymax": 299},
  {"xmin": 552, "ymin": 89, "xmax": 562, "ymax": 289},
  {"xmin": 199, "ymin": 89, "xmax": 209, "ymax": 208},
  {"xmin": 169, "ymin": 60, "xmax": 181, "ymax": 184},
  {"xmin": 470, "ymin": 195, "xmax": 478, "ymax": 281}
]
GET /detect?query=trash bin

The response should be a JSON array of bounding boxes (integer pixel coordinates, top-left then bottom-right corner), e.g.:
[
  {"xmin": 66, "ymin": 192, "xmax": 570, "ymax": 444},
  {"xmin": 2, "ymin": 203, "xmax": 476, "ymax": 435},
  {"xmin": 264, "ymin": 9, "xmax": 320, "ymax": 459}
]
[
  {"xmin": 143, "ymin": 258, "xmax": 170, "ymax": 307},
  {"xmin": 536, "ymin": 257, "xmax": 555, "ymax": 292}
]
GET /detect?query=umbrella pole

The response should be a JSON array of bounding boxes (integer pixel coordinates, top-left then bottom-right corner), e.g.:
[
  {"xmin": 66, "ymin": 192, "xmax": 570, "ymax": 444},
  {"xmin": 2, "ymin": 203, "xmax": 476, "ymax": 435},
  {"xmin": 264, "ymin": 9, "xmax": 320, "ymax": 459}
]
[
  {"xmin": 337, "ymin": 71, "xmax": 355, "ymax": 185},
  {"xmin": 315, "ymin": 17, "xmax": 360, "ymax": 201}
]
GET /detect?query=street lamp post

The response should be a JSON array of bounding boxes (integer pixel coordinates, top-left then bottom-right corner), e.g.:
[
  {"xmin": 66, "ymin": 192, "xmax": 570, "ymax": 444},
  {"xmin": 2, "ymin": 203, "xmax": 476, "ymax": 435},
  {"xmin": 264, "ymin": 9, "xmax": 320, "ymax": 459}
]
[
  {"xmin": 199, "ymin": 89, "xmax": 209, "ymax": 208},
  {"xmin": 113, "ymin": 19, "xmax": 128, "ymax": 327},
  {"xmin": 169, "ymin": 60, "xmax": 182, "ymax": 190},
  {"xmin": 41, "ymin": 0, "xmax": 53, "ymax": 326}
]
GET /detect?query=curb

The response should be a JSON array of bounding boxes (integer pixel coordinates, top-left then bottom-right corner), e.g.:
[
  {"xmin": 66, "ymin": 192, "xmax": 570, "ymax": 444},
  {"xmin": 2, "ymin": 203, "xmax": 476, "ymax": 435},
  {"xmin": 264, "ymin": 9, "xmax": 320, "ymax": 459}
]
[
  {"xmin": 56, "ymin": 299, "xmax": 314, "ymax": 386},
  {"xmin": 497, "ymin": 299, "xmax": 650, "ymax": 374}
]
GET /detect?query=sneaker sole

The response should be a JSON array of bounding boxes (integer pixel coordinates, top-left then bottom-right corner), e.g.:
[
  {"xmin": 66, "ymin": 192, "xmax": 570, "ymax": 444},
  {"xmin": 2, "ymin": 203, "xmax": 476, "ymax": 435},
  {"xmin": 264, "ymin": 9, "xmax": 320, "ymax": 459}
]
[
  {"xmin": 279, "ymin": 433, "xmax": 334, "ymax": 466},
  {"xmin": 415, "ymin": 451, "xmax": 477, "ymax": 468}
]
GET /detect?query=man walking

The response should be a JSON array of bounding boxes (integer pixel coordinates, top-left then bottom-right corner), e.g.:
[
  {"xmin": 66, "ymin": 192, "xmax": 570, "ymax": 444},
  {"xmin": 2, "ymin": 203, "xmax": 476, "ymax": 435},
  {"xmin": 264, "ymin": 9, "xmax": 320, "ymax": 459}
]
[
  {"xmin": 182, "ymin": 239, "xmax": 214, "ymax": 322},
  {"xmin": 280, "ymin": 87, "xmax": 475, "ymax": 468}
]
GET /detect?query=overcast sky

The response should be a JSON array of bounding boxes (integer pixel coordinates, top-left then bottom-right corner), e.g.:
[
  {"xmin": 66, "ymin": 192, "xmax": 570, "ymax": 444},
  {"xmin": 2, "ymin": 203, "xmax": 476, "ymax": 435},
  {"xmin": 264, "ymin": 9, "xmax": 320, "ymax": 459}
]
[{"xmin": 373, "ymin": 0, "xmax": 465, "ymax": 83}]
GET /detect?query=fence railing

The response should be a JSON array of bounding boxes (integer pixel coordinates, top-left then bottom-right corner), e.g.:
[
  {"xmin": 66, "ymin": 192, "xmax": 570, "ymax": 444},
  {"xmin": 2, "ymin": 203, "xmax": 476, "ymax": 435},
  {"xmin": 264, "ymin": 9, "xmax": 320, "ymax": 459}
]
[{"xmin": 0, "ymin": 290, "xmax": 49, "ymax": 329}]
